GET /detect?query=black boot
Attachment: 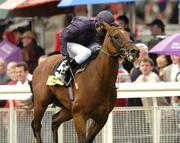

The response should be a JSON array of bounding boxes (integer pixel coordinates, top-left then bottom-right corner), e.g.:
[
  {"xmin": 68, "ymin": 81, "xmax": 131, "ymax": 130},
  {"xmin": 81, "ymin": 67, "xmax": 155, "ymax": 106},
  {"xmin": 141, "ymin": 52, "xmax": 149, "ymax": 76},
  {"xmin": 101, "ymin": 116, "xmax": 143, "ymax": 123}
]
[
  {"xmin": 63, "ymin": 58, "xmax": 80, "ymax": 85},
  {"xmin": 68, "ymin": 58, "xmax": 80, "ymax": 73}
]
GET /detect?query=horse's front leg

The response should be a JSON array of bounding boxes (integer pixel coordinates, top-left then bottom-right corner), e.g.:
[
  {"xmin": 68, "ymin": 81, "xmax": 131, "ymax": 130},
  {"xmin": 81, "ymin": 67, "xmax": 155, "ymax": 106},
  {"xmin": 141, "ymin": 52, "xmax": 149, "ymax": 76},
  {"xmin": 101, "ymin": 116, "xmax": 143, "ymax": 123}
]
[
  {"xmin": 73, "ymin": 112, "xmax": 88, "ymax": 143},
  {"xmin": 52, "ymin": 108, "xmax": 72, "ymax": 143},
  {"xmin": 87, "ymin": 115, "xmax": 108, "ymax": 143}
]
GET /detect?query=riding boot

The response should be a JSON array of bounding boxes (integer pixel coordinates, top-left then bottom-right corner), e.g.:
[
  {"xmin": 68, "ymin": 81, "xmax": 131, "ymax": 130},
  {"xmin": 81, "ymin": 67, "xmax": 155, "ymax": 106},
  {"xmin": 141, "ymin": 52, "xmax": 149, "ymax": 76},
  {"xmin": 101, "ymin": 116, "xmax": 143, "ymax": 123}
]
[
  {"xmin": 55, "ymin": 58, "xmax": 80, "ymax": 85},
  {"xmin": 62, "ymin": 58, "xmax": 80, "ymax": 85},
  {"xmin": 68, "ymin": 58, "xmax": 80, "ymax": 73}
]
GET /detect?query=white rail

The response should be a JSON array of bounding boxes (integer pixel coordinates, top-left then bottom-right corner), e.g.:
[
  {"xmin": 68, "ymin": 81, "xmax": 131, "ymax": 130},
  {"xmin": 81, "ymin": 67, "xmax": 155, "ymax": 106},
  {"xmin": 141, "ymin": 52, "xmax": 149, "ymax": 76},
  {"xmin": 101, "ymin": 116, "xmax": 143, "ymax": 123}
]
[
  {"xmin": 1, "ymin": 82, "xmax": 180, "ymax": 100},
  {"xmin": 0, "ymin": 85, "xmax": 31, "ymax": 100},
  {"xmin": 117, "ymin": 82, "xmax": 180, "ymax": 98}
]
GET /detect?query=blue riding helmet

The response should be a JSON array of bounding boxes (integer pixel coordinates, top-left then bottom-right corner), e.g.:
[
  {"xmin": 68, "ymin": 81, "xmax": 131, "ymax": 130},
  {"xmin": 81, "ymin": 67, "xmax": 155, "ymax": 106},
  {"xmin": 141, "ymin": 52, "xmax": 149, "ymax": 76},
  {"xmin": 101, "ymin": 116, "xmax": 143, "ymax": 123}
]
[{"xmin": 95, "ymin": 10, "xmax": 114, "ymax": 26}]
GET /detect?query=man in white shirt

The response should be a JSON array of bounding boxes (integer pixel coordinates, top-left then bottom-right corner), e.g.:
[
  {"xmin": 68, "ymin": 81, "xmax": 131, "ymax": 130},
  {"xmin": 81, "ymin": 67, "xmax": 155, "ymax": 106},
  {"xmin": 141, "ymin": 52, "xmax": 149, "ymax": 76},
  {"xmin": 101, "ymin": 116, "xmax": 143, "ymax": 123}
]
[
  {"xmin": 135, "ymin": 57, "xmax": 168, "ymax": 106},
  {"xmin": 15, "ymin": 62, "xmax": 33, "ymax": 109}
]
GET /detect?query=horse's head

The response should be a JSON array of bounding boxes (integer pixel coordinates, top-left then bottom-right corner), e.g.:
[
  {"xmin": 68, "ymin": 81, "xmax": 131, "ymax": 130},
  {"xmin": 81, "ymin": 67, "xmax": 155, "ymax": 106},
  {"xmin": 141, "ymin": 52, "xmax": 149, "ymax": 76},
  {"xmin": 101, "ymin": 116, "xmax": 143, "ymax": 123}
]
[{"xmin": 100, "ymin": 22, "xmax": 139, "ymax": 62}]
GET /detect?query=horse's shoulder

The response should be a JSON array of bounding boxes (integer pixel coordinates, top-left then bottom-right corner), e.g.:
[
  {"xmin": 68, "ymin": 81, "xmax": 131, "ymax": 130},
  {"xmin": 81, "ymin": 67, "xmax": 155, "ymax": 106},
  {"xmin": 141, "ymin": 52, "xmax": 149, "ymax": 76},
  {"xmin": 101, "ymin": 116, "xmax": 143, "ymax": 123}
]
[{"xmin": 42, "ymin": 54, "xmax": 63, "ymax": 66}]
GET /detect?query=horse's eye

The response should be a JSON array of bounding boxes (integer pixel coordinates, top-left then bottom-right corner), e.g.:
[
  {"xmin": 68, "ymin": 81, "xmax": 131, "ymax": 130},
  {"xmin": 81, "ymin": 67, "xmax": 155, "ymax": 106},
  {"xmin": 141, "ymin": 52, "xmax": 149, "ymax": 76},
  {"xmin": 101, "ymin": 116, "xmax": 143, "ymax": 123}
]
[{"xmin": 113, "ymin": 35, "xmax": 119, "ymax": 39}]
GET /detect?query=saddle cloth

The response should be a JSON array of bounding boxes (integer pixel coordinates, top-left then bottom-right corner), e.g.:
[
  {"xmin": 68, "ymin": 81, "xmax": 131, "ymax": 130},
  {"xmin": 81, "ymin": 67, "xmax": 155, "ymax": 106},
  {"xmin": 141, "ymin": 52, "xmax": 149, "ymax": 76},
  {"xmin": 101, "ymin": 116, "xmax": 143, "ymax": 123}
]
[{"xmin": 46, "ymin": 66, "xmax": 85, "ymax": 86}]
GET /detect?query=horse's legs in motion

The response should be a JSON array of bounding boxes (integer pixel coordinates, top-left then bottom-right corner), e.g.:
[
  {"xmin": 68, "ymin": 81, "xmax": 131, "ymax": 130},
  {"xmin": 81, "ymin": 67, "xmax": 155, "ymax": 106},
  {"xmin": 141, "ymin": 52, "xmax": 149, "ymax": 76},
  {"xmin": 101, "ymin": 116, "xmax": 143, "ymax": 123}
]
[
  {"xmin": 32, "ymin": 98, "xmax": 49, "ymax": 143},
  {"xmin": 52, "ymin": 108, "xmax": 72, "ymax": 143},
  {"xmin": 87, "ymin": 115, "xmax": 108, "ymax": 143},
  {"xmin": 73, "ymin": 112, "xmax": 88, "ymax": 143}
]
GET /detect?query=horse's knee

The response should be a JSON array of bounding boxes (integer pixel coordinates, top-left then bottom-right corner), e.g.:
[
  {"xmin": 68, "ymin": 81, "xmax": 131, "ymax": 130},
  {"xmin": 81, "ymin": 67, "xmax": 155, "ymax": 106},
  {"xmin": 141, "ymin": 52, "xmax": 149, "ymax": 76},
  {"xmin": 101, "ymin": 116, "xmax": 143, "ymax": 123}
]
[
  {"xmin": 87, "ymin": 136, "xmax": 94, "ymax": 143},
  {"xmin": 31, "ymin": 120, "xmax": 42, "ymax": 131},
  {"xmin": 52, "ymin": 109, "xmax": 72, "ymax": 130}
]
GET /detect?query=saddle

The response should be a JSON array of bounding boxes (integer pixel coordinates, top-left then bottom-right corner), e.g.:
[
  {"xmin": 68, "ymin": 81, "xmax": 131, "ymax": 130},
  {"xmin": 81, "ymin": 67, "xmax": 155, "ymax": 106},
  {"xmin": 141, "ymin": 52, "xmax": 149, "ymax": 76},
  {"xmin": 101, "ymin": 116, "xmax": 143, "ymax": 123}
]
[{"xmin": 46, "ymin": 49, "xmax": 100, "ymax": 87}]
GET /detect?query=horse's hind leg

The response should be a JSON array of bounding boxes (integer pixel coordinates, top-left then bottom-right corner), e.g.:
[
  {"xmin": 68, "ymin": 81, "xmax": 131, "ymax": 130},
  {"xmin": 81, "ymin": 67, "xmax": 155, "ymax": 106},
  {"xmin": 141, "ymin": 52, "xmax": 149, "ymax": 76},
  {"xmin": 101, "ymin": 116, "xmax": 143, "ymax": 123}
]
[
  {"xmin": 52, "ymin": 108, "xmax": 72, "ymax": 143},
  {"xmin": 32, "ymin": 96, "xmax": 49, "ymax": 143},
  {"xmin": 87, "ymin": 115, "xmax": 108, "ymax": 143}
]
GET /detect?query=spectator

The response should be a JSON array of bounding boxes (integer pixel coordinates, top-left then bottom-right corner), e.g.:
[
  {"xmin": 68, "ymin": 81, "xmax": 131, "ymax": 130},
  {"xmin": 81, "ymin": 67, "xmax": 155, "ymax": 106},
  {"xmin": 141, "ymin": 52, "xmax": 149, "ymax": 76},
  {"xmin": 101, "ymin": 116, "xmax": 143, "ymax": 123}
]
[
  {"xmin": 130, "ymin": 43, "xmax": 149, "ymax": 79},
  {"xmin": 0, "ymin": 58, "xmax": 10, "ymax": 85},
  {"xmin": 130, "ymin": 43, "xmax": 159, "ymax": 81},
  {"xmin": 116, "ymin": 14, "xmax": 135, "ymax": 41},
  {"xmin": 4, "ymin": 61, "xmax": 18, "ymax": 108},
  {"xmin": 15, "ymin": 62, "xmax": 33, "ymax": 109},
  {"xmin": 162, "ymin": 56, "xmax": 180, "ymax": 82},
  {"xmin": 146, "ymin": 18, "xmax": 168, "ymax": 64},
  {"xmin": 116, "ymin": 59, "xmax": 131, "ymax": 83},
  {"xmin": 135, "ymin": 57, "xmax": 168, "ymax": 106},
  {"xmin": 7, "ymin": 61, "xmax": 17, "ymax": 84},
  {"xmin": 156, "ymin": 55, "xmax": 169, "ymax": 80},
  {"xmin": 13, "ymin": 28, "xmax": 24, "ymax": 49},
  {"xmin": 147, "ymin": 18, "xmax": 166, "ymax": 42},
  {"xmin": 115, "ymin": 59, "xmax": 131, "ymax": 107},
  {"xmin": 162, "ymin": 56, "xmax": 180, "ymax": 105},
  {"xmin": 21, "ymin": 31, "xmax": 45, "ymax": 74}
]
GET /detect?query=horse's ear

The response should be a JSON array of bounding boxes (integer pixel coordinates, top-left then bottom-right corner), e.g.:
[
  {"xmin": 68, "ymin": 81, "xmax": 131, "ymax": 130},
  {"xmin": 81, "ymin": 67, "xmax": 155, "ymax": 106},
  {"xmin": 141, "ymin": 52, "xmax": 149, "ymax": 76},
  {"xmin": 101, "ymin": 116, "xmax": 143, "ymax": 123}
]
[{"xmin": 102, "ymin": 21, "xmax": 111, "ymax": 30}]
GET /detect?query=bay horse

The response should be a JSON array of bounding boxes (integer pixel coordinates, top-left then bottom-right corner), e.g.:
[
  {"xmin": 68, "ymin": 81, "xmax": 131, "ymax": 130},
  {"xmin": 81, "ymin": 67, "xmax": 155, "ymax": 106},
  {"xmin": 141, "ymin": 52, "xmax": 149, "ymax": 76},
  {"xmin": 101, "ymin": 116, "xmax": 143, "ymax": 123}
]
[{"xmin": 31, "ymin": 22, "xmax": 139, "ymax": 143}]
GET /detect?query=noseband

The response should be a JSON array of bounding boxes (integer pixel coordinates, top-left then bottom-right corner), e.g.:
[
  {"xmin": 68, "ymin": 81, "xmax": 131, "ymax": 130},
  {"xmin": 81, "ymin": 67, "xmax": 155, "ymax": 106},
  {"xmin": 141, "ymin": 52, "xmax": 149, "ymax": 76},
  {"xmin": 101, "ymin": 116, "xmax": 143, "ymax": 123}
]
[{"xmin": 100, "ymin": 27, "xmax": 133, "ymax": 58}]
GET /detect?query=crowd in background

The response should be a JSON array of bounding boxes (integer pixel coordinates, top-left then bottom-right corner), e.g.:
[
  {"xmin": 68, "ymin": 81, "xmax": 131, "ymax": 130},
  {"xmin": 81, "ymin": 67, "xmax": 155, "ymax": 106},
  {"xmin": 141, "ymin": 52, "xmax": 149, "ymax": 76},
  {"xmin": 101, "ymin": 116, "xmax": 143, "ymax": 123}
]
[{"xmin": 0, "ymin": 27, "xmax": 48, "ymax": 109}]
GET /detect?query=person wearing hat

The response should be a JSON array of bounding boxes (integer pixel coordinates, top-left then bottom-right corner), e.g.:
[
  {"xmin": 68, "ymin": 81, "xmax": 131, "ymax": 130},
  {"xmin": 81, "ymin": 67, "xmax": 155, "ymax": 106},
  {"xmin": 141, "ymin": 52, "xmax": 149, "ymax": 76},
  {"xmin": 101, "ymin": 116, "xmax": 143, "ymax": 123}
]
[
  {"xmin": 116, "ymin": 15, "xmax": 135, "ymax": 41},
  {"xmin": 147, "ymin": 18, "xmax": 165, "ymax": 38},
  {"xmin": 147, "ymin": 18, "xmax": 170, "ymax": 66},
  {"xmin": 55, "ymin": 10, "xmax": 115, "ymax": 85},
  {"xmin": 21, "ymin": 31, "xmax": 45, "ymax": 74}
]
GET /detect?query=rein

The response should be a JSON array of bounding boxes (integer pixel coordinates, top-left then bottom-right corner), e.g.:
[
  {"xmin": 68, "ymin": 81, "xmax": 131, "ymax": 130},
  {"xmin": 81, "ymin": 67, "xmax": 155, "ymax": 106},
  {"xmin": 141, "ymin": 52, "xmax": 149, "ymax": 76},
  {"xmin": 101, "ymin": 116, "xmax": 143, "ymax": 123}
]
[
  {"xmin": 100, "ymin": 35, "xmax": 133, "ymax": 58},
  {"xmin": 100, "ymin": 49, "xmax": 120, "ymax": 58}
]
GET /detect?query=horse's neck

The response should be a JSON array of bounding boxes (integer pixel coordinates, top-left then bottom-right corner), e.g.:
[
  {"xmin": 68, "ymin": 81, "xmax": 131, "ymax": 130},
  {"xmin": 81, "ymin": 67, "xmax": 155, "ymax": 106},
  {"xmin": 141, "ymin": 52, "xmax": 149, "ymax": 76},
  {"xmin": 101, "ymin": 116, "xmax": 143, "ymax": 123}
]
[{"xmin": 94, "ymin": 51, "xmax": 119, "ymax": 86}]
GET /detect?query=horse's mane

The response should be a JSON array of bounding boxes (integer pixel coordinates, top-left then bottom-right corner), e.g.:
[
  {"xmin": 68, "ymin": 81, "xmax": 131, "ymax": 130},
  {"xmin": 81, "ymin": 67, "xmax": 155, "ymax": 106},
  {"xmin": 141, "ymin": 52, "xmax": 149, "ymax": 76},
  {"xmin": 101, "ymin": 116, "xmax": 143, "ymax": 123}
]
[{"xmin": 110, "ymin": 22, "xmax": 119, "ymax": 27}]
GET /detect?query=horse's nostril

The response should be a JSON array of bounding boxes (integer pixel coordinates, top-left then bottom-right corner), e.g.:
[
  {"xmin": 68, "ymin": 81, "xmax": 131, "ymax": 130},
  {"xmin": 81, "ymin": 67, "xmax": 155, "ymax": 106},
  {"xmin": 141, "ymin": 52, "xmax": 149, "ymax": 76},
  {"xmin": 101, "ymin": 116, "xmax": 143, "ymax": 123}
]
[
  {"xmin": 119, "ymin": 49, "xmax": 126, "ymax": 57},
  {"xmin": 130, "ymin": 49, "xmax": 139, "ymax": 57},
  {"xmin": 130, "ymin": 48, "xmax": 137, "ymax": 54}
]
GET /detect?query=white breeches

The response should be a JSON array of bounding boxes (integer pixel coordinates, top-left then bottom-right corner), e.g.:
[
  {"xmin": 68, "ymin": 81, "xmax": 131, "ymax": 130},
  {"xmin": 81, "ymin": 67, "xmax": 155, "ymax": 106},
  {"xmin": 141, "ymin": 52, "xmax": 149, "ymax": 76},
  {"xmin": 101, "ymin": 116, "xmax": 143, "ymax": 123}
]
[{"xmin": 67, "ymin": 42, "xmax": 92, "ymax": 64}]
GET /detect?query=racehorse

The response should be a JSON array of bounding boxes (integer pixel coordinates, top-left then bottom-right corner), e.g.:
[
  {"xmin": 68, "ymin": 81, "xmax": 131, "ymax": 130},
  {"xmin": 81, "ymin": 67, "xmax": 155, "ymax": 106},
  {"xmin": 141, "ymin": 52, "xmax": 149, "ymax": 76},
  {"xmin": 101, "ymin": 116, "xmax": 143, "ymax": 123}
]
[{"xmin": 31, "ymin": 22, "xmax": 139, "ymax": 143}]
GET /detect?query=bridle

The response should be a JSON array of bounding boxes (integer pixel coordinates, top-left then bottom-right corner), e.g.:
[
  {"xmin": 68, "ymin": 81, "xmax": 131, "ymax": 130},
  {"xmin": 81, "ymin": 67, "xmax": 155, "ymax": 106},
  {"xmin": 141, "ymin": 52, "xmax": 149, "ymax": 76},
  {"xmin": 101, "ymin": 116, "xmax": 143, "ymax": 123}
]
[{"xmin": 100, "ymin": 27, "xmax": 134, "ymax": 59}]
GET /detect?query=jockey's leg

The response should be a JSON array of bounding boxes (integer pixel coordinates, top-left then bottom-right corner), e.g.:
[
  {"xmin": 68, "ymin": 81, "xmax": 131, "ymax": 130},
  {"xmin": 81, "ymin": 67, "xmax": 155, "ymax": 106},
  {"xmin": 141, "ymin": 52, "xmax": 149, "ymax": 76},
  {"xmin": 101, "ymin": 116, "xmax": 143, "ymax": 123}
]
[
  {"xmin": 56, "ymin": 42, "xmax": 91, "ymax": 85},
  {"xmin": 67, "ymin": 42, "xmax": 92, "ymax": 65}
]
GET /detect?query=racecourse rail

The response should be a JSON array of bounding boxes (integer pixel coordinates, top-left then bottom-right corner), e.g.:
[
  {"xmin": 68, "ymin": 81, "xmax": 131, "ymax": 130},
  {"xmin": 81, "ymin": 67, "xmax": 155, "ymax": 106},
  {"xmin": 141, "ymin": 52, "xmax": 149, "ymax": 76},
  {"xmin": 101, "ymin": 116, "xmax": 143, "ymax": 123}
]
[{"xmin": 0, "ymin": 82, "xmax": 180, "ymax": 143}]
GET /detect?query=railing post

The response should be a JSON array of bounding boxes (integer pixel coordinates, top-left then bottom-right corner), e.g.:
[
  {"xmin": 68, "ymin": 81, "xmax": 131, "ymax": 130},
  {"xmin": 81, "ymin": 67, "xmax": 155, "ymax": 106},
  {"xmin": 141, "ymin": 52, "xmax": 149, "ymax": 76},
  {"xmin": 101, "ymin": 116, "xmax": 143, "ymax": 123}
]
[
  {"xmin": 9, "ymin": 101, "xmax": 16, "ymax": 143},
  {"xmin": 58, "ymin": 125, "xmax": 64, "ymax": 143},
  {"xmin": 152, "ymin": 97, "xmax": 159, "ymax": 143}
]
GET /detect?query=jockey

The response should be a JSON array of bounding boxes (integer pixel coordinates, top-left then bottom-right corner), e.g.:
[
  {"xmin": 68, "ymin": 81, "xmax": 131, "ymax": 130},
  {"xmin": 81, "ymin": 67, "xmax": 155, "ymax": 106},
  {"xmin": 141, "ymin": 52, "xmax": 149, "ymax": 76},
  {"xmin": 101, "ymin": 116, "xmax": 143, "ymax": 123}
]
[{"xmin": 55, "ymin": 10, "xmax": 115, "ymax": 85}]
